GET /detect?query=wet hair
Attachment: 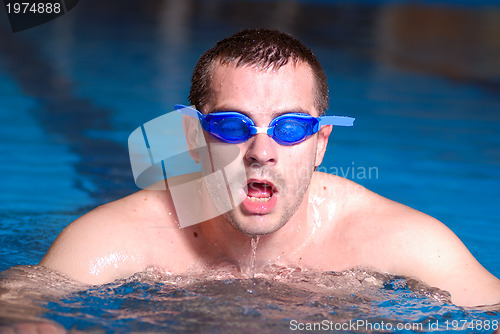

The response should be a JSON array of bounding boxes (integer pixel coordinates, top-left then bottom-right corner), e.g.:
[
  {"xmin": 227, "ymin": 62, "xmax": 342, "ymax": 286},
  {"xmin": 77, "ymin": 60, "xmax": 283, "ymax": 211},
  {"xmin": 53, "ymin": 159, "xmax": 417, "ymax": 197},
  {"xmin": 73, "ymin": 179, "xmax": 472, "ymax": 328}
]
[{"xmin": 189, "ymin": 29, "xmax": 329, "ymax": 115}]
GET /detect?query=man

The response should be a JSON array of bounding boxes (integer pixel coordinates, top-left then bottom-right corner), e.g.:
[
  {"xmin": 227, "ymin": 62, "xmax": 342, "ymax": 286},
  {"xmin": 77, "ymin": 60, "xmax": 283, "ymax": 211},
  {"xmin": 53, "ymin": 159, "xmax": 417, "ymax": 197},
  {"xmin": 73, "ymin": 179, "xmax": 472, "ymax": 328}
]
[{"xmin": 40, "ymin": 29, "xmax": 500, "ymax": 307}]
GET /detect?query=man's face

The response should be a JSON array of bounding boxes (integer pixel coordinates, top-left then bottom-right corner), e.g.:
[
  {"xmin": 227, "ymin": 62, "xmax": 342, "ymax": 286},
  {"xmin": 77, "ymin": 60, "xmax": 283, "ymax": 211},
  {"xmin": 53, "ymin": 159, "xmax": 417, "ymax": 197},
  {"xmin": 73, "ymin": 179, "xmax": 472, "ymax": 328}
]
[{"xmin": 201, "ymin": 61, "xmax": 330, "ymax": 235}]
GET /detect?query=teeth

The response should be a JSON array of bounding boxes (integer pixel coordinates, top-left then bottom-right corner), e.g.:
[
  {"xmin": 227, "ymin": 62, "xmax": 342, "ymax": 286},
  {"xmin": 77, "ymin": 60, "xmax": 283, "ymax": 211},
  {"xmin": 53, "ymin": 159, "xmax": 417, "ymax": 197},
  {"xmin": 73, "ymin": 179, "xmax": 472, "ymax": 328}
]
[{"xmin": 247, "ymin": 196, "xmax": 271, "ymax": 203}]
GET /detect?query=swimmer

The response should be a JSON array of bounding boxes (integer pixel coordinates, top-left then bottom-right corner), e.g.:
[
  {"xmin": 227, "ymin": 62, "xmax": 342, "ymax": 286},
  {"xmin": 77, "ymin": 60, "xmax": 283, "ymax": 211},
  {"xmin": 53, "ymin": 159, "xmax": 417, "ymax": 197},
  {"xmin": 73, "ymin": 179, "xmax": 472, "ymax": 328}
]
[{"xmin": 40, "ymin": 29, "xmax": 500, "ymax": 307}]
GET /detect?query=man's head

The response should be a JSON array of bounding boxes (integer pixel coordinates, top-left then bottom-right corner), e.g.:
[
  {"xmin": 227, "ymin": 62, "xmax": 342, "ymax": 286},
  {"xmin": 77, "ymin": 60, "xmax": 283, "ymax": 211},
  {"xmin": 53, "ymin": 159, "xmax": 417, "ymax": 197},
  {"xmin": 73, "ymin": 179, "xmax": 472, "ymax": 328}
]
[
  {"xmin": 185, "ymin": 29, "xmax": 332, "ymax": 236},
  {"xmin": 189, "ymin": 29, "xmax": 329, "ymax": 115}
]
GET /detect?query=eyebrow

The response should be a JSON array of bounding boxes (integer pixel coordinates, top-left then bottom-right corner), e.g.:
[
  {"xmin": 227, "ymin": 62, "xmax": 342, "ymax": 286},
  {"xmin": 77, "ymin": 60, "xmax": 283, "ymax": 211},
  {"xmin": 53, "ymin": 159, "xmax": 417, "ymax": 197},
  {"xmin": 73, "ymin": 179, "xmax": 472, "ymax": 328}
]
[{"xmin": 209, "ymin": 105, "xmax": 314, "ymax": 117}]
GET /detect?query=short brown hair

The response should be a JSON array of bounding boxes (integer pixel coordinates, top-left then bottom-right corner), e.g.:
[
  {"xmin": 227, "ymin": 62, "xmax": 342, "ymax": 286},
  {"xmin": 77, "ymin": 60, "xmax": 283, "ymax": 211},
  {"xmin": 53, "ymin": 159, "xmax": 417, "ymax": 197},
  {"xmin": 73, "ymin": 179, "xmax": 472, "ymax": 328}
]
[{"xmin": 189, "ymin": 29, "xmax": 329, "ymax": 115}]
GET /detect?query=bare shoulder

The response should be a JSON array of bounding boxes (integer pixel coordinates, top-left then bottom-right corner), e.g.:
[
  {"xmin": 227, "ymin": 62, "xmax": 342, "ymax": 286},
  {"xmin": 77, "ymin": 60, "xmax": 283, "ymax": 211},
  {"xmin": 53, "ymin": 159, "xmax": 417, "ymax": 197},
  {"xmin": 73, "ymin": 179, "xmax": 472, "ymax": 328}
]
[
  {"xmin": 358, "ymin": 187, "xmax": 499, "ymax": 305},
  {"xmin": 39, "ymin": 188, "xmax": 180, "ymax": 284},
  {"xmin": 313, "ymin": 172, "xmax": 500, "ymax": 306}
]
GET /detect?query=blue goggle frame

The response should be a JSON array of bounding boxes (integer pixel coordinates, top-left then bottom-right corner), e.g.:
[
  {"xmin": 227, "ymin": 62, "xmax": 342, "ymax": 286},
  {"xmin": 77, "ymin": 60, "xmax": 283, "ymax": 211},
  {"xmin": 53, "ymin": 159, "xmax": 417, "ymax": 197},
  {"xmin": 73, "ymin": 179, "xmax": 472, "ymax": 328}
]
[{"xmin": 175, "ymin": 104, "xmax": 354, "ymax": 146}]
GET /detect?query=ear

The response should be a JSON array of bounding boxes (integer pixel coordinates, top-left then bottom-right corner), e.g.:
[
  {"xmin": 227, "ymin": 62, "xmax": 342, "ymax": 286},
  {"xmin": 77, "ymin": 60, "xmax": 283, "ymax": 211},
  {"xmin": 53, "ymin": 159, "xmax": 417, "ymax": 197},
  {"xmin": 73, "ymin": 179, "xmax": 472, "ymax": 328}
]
[
  {"xmin": 182, "ymin": 115, "xmax": 201, "ymax": 164},
  {"xmin": 314, "ymin": 125, "xmax": 332, "ymax": 168}
]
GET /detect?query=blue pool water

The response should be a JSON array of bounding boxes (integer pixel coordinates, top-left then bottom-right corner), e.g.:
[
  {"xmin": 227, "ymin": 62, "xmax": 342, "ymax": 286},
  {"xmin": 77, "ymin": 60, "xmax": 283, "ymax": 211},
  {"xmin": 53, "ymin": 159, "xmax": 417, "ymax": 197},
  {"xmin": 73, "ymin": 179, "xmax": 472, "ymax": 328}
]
[{"xmin": 1, "ymin": 0, "xmax": 499, "ymax": 332}]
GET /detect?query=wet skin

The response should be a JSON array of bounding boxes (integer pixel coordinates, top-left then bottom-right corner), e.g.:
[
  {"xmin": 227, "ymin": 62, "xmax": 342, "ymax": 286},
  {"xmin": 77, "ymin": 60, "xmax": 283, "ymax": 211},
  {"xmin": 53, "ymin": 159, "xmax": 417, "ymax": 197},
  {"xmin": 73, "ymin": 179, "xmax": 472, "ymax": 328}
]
[{"xmin": 40, "ymin": 62, "xmax": 500, "ymax": 307}]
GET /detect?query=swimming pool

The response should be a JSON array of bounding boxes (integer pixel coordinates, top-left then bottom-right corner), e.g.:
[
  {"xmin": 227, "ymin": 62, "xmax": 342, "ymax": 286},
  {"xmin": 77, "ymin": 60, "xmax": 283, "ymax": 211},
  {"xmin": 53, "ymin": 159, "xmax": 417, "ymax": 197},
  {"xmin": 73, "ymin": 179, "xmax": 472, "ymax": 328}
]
[{"xmin": 1, "ymin": 0, "xmax": 499, "ymax": 332}]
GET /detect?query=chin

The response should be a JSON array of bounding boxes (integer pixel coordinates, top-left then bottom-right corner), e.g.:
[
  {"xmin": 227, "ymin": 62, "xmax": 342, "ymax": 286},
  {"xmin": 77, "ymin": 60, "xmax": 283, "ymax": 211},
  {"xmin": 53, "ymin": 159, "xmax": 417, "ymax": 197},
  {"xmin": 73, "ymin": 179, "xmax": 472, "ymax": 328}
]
[{"xmin": 226, "ymin": 212, "xmax": 286, "ymax": 236}]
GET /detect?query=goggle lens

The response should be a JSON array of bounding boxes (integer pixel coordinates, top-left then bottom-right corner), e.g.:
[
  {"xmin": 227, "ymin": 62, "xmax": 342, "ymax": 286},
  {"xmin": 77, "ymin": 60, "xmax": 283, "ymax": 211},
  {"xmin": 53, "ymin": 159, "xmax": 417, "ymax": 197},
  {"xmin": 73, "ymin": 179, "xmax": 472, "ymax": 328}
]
[
  {"xmin": 216, "ymin": 118, "xmax": 248, "ymax": 140},
  {"xmin": 209, "ymin": 113, "xmax": 252, "ymax": 143},
  {"xmin": 272, "ymin": 116, "xmax": 314, "ymax": 145}
]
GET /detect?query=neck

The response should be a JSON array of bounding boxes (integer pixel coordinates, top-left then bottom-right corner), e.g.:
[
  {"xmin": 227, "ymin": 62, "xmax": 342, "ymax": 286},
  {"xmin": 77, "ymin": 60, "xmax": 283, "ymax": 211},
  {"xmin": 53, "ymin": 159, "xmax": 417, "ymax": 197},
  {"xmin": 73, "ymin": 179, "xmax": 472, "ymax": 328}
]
[{"xmin": 198, "ymin": 194, "xmax": 313, "ymax": 274}]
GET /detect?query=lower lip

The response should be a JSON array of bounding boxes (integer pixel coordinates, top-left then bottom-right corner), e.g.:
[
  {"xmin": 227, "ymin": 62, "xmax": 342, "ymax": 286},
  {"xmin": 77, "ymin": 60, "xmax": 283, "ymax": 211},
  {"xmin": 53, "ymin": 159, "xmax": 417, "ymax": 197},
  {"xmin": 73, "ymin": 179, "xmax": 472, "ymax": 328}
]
[{"xmin": 241, "ymin": 193, "xmax": 278, "ymax": 215}]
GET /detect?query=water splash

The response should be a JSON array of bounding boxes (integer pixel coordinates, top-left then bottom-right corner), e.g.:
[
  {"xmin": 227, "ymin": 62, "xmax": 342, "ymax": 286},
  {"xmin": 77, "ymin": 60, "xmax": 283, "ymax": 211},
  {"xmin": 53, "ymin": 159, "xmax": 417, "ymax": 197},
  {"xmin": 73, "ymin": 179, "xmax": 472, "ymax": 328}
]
[
  {"xmin": 250, "ymin": 235, "xmax": 260, "ymax": 278},
  {"xmin": 2, "ymin": 266, "xmax": 498, "ymax": 333}
]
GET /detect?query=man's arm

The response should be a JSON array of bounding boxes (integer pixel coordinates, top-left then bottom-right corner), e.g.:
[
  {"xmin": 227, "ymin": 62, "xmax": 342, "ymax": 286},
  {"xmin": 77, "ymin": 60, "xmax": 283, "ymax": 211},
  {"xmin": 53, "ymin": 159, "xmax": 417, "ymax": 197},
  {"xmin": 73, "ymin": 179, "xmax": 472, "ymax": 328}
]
[
  {"xmin": 38, "ymin": 191, "xmax": 163, "ymax": 285},
  {"xmin": 387, "ymin": 210, "xmax": 500, "ymax": 307},
  {"xmin": 39, "ymin": 204, "xmax": 147, "ymax": 285},
  {"xmin": 0, "ymin": 265, "xmax": 84, "ymax": 333},
  {"xmin": 317, "ymin": 173, "xmax": 499, "ymax": 307}
]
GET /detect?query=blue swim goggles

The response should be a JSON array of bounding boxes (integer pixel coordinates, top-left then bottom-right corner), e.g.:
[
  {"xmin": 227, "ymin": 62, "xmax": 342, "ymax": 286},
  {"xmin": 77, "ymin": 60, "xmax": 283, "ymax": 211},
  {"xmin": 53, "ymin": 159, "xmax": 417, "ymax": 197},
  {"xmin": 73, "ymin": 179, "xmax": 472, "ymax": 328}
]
[{"xmin": 175, "ymin": 104, "xmax": 355, "ymax": 146}]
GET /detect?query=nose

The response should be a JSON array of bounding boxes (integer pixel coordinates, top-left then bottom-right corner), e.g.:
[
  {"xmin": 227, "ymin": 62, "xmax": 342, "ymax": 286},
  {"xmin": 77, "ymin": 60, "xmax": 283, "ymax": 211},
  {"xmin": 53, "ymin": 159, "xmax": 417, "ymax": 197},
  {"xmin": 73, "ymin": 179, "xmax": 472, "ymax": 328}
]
[{"xmin": 244, "ymin": 133, "xmax": 278, "ymax": 166}]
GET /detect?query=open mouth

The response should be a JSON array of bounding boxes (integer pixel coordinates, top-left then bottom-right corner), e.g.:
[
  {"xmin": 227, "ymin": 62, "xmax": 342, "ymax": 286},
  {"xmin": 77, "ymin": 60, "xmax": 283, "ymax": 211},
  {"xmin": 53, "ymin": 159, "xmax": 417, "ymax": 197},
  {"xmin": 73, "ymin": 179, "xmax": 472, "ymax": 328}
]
[
  {"xmin": 241, "ymin": 179, "xmax": 279, "ymax": 215},
  {"xmin": 245, "ymin": 181, "xmax": 276, "ymax": 202}
]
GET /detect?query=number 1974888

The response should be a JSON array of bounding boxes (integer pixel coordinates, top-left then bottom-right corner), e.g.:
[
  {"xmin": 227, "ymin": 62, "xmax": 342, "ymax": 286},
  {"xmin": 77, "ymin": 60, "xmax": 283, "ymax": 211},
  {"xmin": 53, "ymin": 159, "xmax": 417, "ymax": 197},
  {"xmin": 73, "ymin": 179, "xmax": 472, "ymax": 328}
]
[{"xmin": 6, "ymin": 2, "xmax": 62, "ymax": 14}]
